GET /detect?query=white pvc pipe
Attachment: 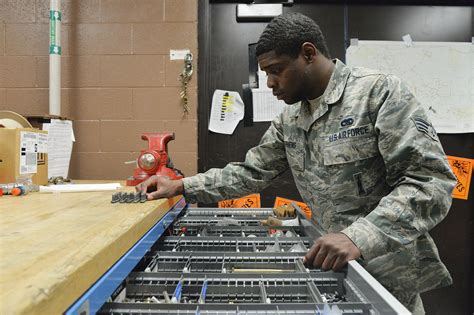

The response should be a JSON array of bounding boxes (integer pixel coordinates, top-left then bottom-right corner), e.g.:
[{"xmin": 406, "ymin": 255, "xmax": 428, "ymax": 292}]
[{"xmin": 49, "ymin": 0, "xmax": 61, "ymax": 116}]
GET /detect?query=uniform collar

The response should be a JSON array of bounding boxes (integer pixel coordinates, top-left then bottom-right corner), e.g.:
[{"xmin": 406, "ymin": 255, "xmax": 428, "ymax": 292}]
[
  {"xmin": 322, "ymin": 59, "xmax": 351, "ymax": 105},
  {"xmin": 297, "ymin": 96, "xmax": 324, "ymax": 132},
  {"xmin": 295, "ymin": 59, "xmax": 351, "ymax": 131}
]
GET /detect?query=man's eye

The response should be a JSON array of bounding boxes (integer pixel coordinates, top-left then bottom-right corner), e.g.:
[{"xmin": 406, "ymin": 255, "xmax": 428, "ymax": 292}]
[{"xmin": 269, "ymin": 68, "xmax": 281, "ymax": 75}]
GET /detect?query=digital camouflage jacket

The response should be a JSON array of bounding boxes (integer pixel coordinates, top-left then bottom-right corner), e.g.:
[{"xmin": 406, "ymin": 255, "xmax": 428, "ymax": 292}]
[{"xmin": 182, "ymin": 60, "xmax": 456, "ymax": 306}]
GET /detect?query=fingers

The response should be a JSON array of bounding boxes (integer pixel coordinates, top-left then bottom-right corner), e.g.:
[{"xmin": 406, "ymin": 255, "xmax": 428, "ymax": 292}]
[
  {"xmin": 307, "ymin": 244, "xmax": 335, "ymax": 270},
  {"xmin": 135, "ymin": 181, "xmax": 146, "ymax": 193},
  {"xmin": 332, "ymin": 255, "xmax": 347, "ymax": 272},
  {"xmin": 303, "ymin": 233, "xmax": 359, "ymax": 271},
  {"xmin": 147, "ymin": 190, "xmax": 163, "ymax": 200},
  {"xmin": 304, "ymin": 241, "xmax": 320, "ymax": 266},
  {"xmin": 135, "ymin": 175, "xmax": 158, "ymax": 193},
  {"xmin": 321, "ymin": 253, "xmax": 336, "ymax": 271},
  {"xmin": 313, "ymin": 247, "xmax": 327, "ymax": 268}
]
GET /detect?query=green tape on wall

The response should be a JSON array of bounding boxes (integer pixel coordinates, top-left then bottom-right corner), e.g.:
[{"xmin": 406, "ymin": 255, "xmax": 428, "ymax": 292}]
[{"xmin": 49, "ymin": 10, "xmax": 62, "ymax": 55}]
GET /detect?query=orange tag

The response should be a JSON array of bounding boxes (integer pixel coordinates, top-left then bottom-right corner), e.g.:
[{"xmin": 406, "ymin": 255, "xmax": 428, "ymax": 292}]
[
  {"xmin": 218, "ymin": 193, "xmax": 261, "ymax": 208},
  {"xmin": 447, "ymin": 155, "xmax": 473, "ymax": 200},
  {"xmin": 274, "ymin": 197, "xmax": 312, "ymax": 219}
]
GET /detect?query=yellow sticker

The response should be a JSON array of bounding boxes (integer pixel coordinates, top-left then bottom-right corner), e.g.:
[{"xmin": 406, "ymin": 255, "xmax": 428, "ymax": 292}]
[
  {"xmin": 447, "ymin": 155, "xmax": 473, "ymax": 200},
  {"xmin": 218, "ymin": 193, "xmax": 261, "ymax": 208},
  {"xmin": 274, "ymin": 197, "xmax": 312, "ymax": 219}
]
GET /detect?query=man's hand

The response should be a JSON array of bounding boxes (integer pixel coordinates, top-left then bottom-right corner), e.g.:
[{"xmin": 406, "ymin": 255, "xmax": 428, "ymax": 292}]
[
  {"xmin": 135, "ymin": 175, "xmax": 184, "ymax": 200},
  {"xmin": 303, "ymin": 233, "xmax": 361, "ymax": 271}
]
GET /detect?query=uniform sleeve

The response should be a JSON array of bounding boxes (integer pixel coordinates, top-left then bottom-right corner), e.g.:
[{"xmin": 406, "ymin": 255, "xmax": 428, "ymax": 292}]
[
  {"xmin": 182, "ymin": 114, "xmax": 289, "ymax": 204},
  {"xmin": 341, "ymin": 75, "xmax": 456, "ymax": 261}
]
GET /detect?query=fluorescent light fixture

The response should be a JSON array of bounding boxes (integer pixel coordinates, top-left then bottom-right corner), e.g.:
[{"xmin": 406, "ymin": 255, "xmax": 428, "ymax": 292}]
[{"xmin": 236, "ymin": 4, "xmax": 283, "ymax": 21}]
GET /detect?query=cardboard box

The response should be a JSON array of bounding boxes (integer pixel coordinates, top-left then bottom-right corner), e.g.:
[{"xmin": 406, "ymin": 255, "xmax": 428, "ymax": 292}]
[{"xmin": 0, "ymin": 128, "xmax": 48, "ymax": 185}]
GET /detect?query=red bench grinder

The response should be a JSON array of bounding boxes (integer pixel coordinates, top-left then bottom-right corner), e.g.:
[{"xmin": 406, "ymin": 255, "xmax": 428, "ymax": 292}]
[{"xmin": 126, "ymin": 132, "xmax": 184, "ymax": 186}]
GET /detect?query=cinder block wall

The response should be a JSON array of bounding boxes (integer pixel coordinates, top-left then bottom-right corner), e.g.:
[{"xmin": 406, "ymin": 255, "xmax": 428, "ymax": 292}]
[{"xmin": 0, "ymin": 0, "xmax": 198, "ymax": 179}]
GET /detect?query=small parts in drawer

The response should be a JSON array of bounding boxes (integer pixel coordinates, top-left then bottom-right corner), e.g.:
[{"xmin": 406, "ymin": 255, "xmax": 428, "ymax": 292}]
[
  {"xmin": 111, "ymin": 192, "xmax": 147, "ymax": 204},
  {"xmin": 273, "ymin": 203, "xmax": 296, "ymax": 218},
  {"xmin": 321, "ymin": 291, "xmax": 347, "ymax": 303}
]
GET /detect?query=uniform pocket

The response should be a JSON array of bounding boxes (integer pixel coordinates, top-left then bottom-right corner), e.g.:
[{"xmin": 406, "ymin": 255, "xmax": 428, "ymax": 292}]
[
  {"xmin": 323, "ymin": 137, "xmax": 379, "ymax": 165},
  {"xmin": 322, "ymin": 137, "xmax": 381, "ymax": 213}
]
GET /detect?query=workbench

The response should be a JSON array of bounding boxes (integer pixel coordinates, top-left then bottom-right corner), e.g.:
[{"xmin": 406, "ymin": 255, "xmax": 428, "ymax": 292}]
[{"xmin": 0, "ymin": 183, "xmax": 185, "ymax": 315}]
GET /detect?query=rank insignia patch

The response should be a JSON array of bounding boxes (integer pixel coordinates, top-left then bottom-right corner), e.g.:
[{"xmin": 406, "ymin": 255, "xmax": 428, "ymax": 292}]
[{"xmin": 412, "ymin": 117, "xmax": 438, "ymax": 141}]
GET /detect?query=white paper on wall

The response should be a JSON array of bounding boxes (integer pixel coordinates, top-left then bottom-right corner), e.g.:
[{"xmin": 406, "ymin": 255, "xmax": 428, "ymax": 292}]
[
  {"xmin": 208, "ymin": 89, "xmax": 245, "ymax": 135},
  {"xmin": 346, "ymin": 41, "xmax": 474, "ymax": 133},
  {"xmin": 251, "ymin": 89, "xmax": 286, "ymax": 122},
  {"xmin": 43, "ymin": 119, "xmax": 74, "ymax": 178}
]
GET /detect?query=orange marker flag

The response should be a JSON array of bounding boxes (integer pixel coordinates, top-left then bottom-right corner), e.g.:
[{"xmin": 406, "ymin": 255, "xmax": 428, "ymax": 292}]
[
  {"xmin": 218, "ymin": 193, "xmax": 261, "ymax": 208},
  {"xmin": 274, "ymin": 196, "xmax": 312, "ymax": 219},
  {"xmin": 447, "ymin": 155, "xmax": 473, "ymax": 200}
]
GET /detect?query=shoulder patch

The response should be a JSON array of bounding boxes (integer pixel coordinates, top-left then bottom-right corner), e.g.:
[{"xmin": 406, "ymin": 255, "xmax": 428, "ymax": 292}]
[{"xmin": 412, "ymin": 117, "xmax": 438, "ymax": 141}]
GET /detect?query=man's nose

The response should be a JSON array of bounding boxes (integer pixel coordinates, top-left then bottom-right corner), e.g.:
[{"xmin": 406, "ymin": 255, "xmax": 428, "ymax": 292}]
[{"xmin": 267, "ymin": 76, "xmax": 276, "ymax": 89}]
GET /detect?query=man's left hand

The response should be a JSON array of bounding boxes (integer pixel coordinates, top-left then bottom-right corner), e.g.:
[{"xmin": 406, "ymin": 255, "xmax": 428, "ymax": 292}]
[{"xmin": 303, "ymin": 233, "xmax": 361, "ymax": 271}]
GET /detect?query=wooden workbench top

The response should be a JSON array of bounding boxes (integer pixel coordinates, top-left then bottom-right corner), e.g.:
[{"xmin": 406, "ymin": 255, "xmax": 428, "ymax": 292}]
[{"xmin": 0, "ymin": 182, "xmax": 182, "ymax": 315}]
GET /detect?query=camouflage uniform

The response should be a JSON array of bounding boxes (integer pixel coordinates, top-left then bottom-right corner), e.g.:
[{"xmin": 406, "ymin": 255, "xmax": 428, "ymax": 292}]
[{"xmin": 183, "ymin": 59, "xmax": 456, "ymax": 310}]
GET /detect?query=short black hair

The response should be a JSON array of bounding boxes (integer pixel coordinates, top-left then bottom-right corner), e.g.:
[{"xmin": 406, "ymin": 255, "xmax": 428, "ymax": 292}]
[{"xmin": 256, "ymin": 12, "xmax": 331, "ymax": 59}]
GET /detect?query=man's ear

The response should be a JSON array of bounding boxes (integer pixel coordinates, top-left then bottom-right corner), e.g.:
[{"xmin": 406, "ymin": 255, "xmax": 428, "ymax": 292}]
[{"xmin": 301, "ymin": 42, "xmax": 317, "ymax": 62}]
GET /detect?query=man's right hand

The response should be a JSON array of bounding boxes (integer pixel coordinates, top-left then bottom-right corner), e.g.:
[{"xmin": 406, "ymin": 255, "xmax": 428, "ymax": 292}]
[{"xmin": 135, "ymin": 175, "xmax": 184, "ymax": 200}]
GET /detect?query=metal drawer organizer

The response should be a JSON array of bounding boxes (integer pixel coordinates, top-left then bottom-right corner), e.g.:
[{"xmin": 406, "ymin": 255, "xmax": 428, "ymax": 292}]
[{"xmin": 98, "ymin": 207, "xmax": 409, "ymax": 314}]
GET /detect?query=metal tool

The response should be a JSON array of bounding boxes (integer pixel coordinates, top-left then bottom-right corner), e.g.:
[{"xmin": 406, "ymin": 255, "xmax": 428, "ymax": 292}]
[
  {"xmin": 179, "ymin": 53, "xmax": 193, "ymax": 115},
  {"xmin": 126, "ymin": 132, "xmax": 184, "ymax": 186},
  {"xmin": 111, "ymin": 192, "xmax": 147, "ymax": 204}
]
